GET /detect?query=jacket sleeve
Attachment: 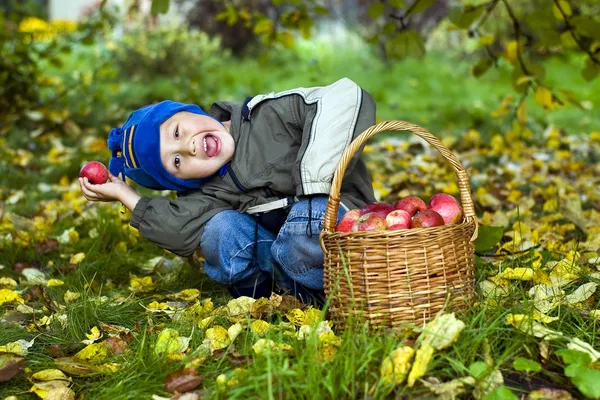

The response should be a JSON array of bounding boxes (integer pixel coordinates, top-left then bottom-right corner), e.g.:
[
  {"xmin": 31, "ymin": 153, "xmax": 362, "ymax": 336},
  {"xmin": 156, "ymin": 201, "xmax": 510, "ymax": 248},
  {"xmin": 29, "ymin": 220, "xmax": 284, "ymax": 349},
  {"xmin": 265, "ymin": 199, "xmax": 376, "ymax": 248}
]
[
  {"xmin": 291, "ymin": 77, "xmax": 377, "ymax": 197},
  {"xmin": 129, "ymin": 194, "xmax": 233, "ymax": 257}
]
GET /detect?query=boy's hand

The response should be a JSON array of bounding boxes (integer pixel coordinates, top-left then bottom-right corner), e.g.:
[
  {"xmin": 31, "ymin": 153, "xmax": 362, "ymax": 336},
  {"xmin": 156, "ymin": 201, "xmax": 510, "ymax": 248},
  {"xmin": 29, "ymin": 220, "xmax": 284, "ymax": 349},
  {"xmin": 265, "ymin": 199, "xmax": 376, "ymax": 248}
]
[{"xmin": 79, "ymin": 173, "xmax": 139, "ymax": 207}]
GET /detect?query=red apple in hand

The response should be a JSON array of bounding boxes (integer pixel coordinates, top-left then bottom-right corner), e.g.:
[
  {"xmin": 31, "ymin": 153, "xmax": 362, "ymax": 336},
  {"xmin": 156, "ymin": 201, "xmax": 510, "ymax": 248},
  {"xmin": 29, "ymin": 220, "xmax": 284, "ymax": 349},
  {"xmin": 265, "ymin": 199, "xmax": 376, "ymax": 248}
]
[
  {"xmin": 394, "ymin": 196, "xmax": 426, "ymax": 217},
  {"xmin": 351, "ymin": 213, "xmax": 387, "ymax": 232},
  {"xmin": 428, "ymin": 193, "xmax": 463, "ymax": 225},
  {"xmin": 385, "ymin": 210, "xmax": 411, "ymax": 230},
  {"xmin": 411, "ymin": 210, "xmax": 445, "ymax": 228},
  {"xmin": 336, "ymin": 209, "xmax": 361, "ymax": 232},
  {"xmin": 80, "ymin": 161, "xmax": 109, "ymax": 185},
  {"xmin": 360, "ymin": 202, "xmax": 394, "ymax": 219}
]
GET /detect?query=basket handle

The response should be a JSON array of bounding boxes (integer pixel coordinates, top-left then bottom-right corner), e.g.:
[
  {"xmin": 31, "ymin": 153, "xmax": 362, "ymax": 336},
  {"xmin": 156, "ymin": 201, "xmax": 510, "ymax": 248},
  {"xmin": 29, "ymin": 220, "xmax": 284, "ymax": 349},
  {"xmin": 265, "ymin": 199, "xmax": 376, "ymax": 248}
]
[{"xmin": 322, "ymin": 120, "xmax": 478, "ymax": 241}]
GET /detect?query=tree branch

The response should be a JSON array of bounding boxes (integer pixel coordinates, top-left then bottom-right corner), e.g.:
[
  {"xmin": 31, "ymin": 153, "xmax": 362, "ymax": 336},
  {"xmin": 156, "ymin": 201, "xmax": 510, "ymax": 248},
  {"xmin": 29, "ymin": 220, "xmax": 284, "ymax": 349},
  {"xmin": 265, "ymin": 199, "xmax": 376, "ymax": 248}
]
[
  {"xmin": 553, "ymin": 0, "xmax": 600, "ymax": 65},
  {"xmin": 501, "ymin": 0, "xmax": 530, "ymax": 76},
  {"xmin": 471, "ymin": 0, "xmax": 499, "ymax": 33}
]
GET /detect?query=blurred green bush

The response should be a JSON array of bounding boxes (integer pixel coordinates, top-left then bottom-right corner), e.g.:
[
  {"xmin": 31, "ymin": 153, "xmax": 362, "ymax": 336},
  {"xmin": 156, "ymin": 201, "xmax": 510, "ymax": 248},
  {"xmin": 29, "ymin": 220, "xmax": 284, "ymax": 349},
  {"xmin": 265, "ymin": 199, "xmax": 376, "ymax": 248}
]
[{"xmin": 108, "ymin": 22, "xmax": 229, "ymax": 105}]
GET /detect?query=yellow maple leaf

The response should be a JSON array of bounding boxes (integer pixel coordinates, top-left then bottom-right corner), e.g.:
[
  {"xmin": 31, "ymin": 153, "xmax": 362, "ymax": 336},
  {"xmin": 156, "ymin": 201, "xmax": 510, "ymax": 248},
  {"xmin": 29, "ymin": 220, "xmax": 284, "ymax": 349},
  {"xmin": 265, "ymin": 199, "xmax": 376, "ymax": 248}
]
[
  {"xmin": 31, "ymin": 368, "xmax": 71, "ymax": 382},
  {"xmin": 250, "ymin": 320, "xmax": 271, "ymax": 336},
  {"xmin": 252, "ymin": 339, "xmax": 292, "ymax": 355},
  {"xmin": 535, "ymin": 86, "xmax": 554, "ymax": 110},
  {"xmin": 380, "ymin": 346, "xmax": 415, "ymax": 386},
  {"xmin": 421, "ymin": 313, "xmax": 466, "ymax": 350},
  {"xmin": 46, "ymin": 279, "xmax": 64, "ymax": 287},
  {"xmin": 491, "ymin": 267, "xmax": 534, "ymax": 281},
  {"xmin": 154, "ymin": 328, "xmax": 189, "ymax": 356},
  {"xmin": 63, "ymin": 290, "xmax": 80, "ymax": 302},
  {"xmin": 407, "ymin": 343, "xmax": 435, "ymax": 387},
  {"xmin": 0, "ymin": 338, "xmax": 35, "ymax": 356},
  {"xmin": 205, "ymin": 326, "xmax": 231, "ymax": 351},
  {"xmin": 505, "ymin": 40, "xmax": 520, "ymax": 62},
  {"xmin": 0, "ymin": 288, "xmax": 25, "ymax": 306},
  {"xmin": 93, "ymin": 363, "xmax": 121, "ymax": 374},
  {"xmin": 198, "ymin": 316, "xmax": 215, "ymax": 329},
  {"xmin": 73, "ymin": 342, "xmax": 108, "ymax": 364},
  {"xmin": 226, "ymin": 296, "xmax": 255, "ymax": 322},
  {"xmin": 69, "ymin": 252, "xmax": 85, "ymax": 264},
  {"xmin": 286, "ymin": 308, "xmax": 306, "ymax": 326},
  {"xmin": 0, "ymin": 277, "xmax": 18, "ymax": 288},
  {"xmin": 318, "ymin": 332, "xmax": 341, "ymax": 362},
  {"xmin": 83, "ymin": 326, "xmax": 102, "ymax": 343},
  {"xmin": 128, "ymin": 275, "xmax": 155, "ymax": 293},
  {"xmin": 166, "ymin": 288, "xmax": 200, "ymax": 301}
]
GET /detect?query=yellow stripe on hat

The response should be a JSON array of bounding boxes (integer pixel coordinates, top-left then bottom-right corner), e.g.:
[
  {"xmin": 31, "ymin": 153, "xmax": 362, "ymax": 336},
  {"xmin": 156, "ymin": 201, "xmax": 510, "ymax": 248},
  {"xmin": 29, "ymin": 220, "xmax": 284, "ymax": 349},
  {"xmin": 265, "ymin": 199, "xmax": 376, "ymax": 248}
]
[
  {"xmin": 121, "ymin": 128, "xmax": 130, "ymax": 168},
  {"xmin": 127, "ymin": 125, "xmax": 138, "ymax": 168}
]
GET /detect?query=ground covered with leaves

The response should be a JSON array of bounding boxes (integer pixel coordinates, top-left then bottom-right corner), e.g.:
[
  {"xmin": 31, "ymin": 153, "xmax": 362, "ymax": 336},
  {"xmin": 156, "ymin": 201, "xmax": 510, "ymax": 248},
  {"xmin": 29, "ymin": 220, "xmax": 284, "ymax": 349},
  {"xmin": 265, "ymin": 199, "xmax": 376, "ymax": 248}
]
[{"xmin": 1, "ymin": 113, "xmax": 600, "ymax": 399}]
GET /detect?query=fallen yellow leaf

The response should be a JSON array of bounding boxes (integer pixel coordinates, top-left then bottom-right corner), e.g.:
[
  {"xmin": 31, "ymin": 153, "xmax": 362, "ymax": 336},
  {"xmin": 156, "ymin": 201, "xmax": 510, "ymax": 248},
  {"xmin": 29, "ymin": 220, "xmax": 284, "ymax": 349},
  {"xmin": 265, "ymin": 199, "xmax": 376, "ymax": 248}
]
[{"xmin": 380, "ymin": 346, "xmax": 415, "ymax": 386}]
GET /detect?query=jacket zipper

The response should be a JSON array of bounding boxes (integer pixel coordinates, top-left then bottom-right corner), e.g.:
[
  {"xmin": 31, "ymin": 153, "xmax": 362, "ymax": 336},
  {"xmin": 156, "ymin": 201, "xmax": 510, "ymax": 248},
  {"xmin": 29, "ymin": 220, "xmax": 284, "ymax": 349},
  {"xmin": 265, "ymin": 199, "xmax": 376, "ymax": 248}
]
[{"xmin": 223, "ymin": 165, "xmax": 248, "ymax": 193}]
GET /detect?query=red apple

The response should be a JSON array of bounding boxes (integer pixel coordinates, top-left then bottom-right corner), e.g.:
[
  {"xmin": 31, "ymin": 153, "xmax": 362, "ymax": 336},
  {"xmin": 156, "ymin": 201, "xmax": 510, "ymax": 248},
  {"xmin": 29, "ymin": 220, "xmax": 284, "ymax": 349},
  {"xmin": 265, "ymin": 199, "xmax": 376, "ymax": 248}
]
[
  {"xmin": 388, "ymin": 224, "xmax": 409, "ymax": 231},
  {"xmin": 394, "ymin": 196, "xmax": 426, "ymax": 216},
  {"xmin": 428, "ymin": 193, "xmax": 463, "ymax": 225},
  {"xmin": 385, "ymin": 210, "xmax": 411, "ymax": 230},
  {"xmin": 351, "ymin": 213, "xmax": 387, "ymax": 232},
  {"xmin": 359, "ymin": 202, "xmax": 394, "ymax": 219},
  {"xmin": 80, "ymin": 161, "xmax": 109, "ymax": 185},
  {"xmin": 336, "ymin": 209, "xmax": 361, "ymax": 232},
  {"xmin": 411, "ymin": 210, "xmax": 445, "ymax": 228}
]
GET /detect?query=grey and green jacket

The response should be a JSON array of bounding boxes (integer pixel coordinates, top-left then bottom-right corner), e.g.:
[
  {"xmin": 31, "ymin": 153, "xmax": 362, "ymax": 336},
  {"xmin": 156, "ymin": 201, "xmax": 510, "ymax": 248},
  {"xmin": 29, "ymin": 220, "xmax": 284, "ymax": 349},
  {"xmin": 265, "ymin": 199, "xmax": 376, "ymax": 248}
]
[{"xmin": 130, "ymin": 77, "xmax": 377, "ymax": 257}]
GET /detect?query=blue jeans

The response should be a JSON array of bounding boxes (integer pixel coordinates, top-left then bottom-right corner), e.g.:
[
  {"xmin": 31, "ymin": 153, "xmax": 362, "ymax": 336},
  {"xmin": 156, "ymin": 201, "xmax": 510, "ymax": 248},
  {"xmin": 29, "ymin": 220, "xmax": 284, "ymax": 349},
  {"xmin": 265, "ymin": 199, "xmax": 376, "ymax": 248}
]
[{"xmin": 200, "ymin": 196, "xmax": 345, "ymax": 296}]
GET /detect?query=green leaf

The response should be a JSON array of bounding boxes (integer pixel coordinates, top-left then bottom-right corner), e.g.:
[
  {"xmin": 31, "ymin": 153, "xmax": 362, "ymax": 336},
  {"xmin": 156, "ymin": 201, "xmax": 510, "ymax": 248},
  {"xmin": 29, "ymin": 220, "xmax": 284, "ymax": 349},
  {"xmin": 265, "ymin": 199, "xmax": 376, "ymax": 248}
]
[
  {"xmin": 382, "ymin": 22, "xmax": 396, "ymax": 35},
  {"xmin": 81, "ymin": 31, "xmax": 95, "ymax": 46},
  {"xmin": 314, "ymin": 6, "xmax": 329, "ymax": 16},
  {"xmin": 572, "ymin": 16, "xmax": 600, "ymax": 41},
  {"xmin": 557, "ymin": 88, "xmax": 585, "ymax": 111},
  {"xmin": 474, "ymin": 225, "xmax": 505, "ymax": 252},
  {"xmin": 151, "ymin": 0, "xmax": 170, "ymax": 16},
  {"xmin": 552, "ymin": 0, "xmax": 572, "ymax": 20},
  {"xmin": 565, "ymin": 364, "xmax": 600, "ymax": 399},
  {"xmin": 389, "ymin": 0, "xmax": 405, "ymax": 7},
  {"xmin": 484, "ymin": 386, "xmax": 519, "ymax": 400},
  {"xmin": 411, "ymin": 0, "xmax": 435, "ymax": 14},
  {"xmin": 470, "ymin": 57, "xmax": 494, "ymax": 78},
  {"xmin": 513, "ymin": 357, "xmax": 542, "ymax": 373},
  {"xmin": 448, "ymin": 5, "xmax": 484, "ymax": 29},
  {"xmin": 385, "ymin": 29, "xmax": 425, "ymax": 59},
  {"xmin": 469, "ymin": 361, "xmax": 488, "ymax": 380},
  {"xmin": 368, "ymin": 3, "xmax": 385, "ymax": 19},
  {"xmin": 582, "ymin": 58, "xmax": 600, "ymax": 82},
  {"xmin": 253, "ymin": 18, "xmax": 274, "ymax": 35},
  {"xmin": 556, "ymin": 349, "xmax": 592, "ymax": 366},
  {"xmin": 278, "ymin": 31, "xmax": 295, "ymax": 49}
]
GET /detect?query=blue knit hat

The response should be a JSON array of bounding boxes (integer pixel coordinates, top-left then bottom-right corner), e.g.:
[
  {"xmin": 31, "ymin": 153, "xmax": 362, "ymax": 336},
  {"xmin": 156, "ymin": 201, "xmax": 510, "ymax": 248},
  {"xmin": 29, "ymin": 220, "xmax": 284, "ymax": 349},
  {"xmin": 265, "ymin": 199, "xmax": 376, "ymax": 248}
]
[{"xmin": 107, "ymin": 101, "xmax": 221, "ymax": 192}]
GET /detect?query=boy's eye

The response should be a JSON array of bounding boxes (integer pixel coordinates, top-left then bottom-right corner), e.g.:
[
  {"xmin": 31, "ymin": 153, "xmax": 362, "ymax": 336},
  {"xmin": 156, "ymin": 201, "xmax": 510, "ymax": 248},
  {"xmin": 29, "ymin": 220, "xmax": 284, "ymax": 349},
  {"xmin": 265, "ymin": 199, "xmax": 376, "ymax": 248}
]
[
  {"xmin": 174, "ymin": 127, "xmax": 179, "ymax": 139},
  {"xmin": 174, "ymin": 156, "xmax": 180, "ymax": 169}
]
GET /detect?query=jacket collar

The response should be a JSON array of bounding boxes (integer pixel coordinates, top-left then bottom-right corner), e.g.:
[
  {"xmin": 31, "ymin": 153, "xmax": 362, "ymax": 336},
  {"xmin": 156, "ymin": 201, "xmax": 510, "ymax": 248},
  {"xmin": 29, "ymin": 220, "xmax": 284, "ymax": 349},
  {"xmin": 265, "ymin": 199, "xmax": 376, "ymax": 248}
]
[{"xmin": 208, "ymin": 101, "xmax": 243, "ymax": 143}]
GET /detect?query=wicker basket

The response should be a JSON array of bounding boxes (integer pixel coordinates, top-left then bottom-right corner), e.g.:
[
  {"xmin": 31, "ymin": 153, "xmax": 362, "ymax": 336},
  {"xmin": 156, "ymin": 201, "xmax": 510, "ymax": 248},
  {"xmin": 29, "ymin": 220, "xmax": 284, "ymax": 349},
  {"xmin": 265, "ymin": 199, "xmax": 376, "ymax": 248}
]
[{"xmin": 319, "ymin": 121, "xmax": 479, "ymax": 329}]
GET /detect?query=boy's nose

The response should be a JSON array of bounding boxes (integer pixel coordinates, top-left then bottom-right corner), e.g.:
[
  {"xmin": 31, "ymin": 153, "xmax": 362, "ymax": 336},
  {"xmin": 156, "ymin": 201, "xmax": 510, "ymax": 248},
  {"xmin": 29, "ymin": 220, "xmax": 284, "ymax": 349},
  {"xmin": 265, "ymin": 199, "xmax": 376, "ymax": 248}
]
[{"xmin": 189, "ymin": 138, "xmax": 196, "ymax": 155}]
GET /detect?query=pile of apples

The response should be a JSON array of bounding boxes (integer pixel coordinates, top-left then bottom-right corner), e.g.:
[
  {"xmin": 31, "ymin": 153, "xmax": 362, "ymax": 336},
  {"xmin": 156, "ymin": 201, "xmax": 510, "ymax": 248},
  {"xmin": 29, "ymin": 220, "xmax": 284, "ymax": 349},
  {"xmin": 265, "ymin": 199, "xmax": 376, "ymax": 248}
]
[{"xmin": 336, "ymin": 194, "xmax": 463, "ymax": 232}]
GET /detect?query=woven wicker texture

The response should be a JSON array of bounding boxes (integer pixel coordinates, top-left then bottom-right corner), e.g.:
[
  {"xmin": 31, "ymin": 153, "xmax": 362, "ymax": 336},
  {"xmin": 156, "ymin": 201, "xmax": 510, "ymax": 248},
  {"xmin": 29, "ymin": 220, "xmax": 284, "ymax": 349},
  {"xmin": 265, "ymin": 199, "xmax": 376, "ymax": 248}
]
[{"xmin": 319, "ymin": 121, "xmax": 479, "ymax": 329}]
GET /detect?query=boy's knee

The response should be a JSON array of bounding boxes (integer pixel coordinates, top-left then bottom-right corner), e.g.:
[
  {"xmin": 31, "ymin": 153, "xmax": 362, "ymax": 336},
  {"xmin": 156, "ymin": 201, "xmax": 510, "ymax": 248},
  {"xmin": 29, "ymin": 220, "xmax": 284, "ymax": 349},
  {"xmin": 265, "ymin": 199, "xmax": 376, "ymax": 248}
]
[
  {"xmin": 200, "ymin": 210, "xmax": 248, "ymax": 263},
  {"xmin": 271, "ymin": 221, "xmax": 324, "ymax": 290}
]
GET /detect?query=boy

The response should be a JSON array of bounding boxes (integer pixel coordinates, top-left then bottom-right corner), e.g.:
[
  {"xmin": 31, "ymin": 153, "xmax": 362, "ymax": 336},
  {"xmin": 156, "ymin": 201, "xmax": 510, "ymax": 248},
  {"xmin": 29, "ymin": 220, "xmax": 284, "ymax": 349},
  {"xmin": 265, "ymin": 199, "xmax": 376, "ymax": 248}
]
[{"xmin": 79, "ymin": 77, "xmax": 377, "ymax": 304}]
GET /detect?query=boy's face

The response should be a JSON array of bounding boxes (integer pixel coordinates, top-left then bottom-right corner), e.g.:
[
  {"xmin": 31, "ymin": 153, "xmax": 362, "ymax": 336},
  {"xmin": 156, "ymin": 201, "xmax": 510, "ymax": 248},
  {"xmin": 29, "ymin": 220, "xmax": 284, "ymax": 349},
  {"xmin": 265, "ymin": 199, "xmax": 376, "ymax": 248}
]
[{"xmin": 160, "ymin": 111, "xmax": 234, "ymax": 180}]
